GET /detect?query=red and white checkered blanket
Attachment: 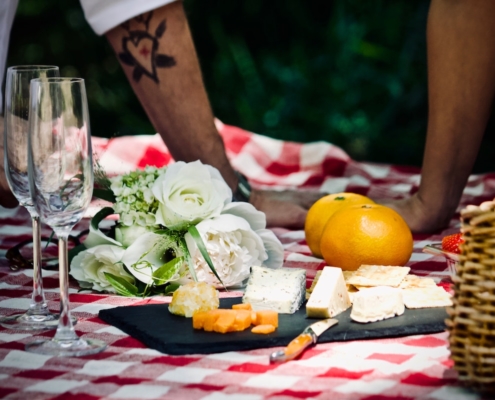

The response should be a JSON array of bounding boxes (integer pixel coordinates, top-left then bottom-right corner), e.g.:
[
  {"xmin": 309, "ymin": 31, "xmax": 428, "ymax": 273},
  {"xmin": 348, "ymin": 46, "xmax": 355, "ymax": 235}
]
[{"xmin": 1, "ymin": 121, "xmax": 493, "ymax": 399}]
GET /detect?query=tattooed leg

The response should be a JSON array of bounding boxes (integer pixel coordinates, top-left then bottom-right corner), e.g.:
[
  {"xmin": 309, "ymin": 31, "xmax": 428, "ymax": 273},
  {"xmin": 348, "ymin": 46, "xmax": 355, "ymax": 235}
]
[
  {"xmin": 106, "ymin": 1, "xmax": 238, "ymax": 190},
  {"xmin": 118, "ymin": 11, "xmax": 176, "ymax": 83},
  {"xmin": 105, "ymin": 1, "xmax": 321, "ymax": 229}
]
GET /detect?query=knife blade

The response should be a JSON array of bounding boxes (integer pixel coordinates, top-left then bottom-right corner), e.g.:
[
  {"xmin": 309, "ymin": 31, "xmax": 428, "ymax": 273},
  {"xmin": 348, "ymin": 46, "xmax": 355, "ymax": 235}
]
[{"xmin": 269, "ymin": 318, "xmax": 338, "ymax": 363}]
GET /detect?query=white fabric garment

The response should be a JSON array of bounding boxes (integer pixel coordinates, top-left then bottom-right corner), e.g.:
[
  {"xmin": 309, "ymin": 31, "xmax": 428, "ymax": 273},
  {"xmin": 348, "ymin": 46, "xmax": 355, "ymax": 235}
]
[
  {"xmin": 79, "ymin": 0, "xmax": 178, "ymax": 36},
  {"xmin": 0, "ymin": 0, "xmax": 19, "ymax": 114}
]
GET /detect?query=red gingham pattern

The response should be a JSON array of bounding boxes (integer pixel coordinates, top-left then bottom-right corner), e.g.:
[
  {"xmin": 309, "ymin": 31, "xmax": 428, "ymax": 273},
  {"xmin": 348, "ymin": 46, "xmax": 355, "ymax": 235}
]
[{"xmin": 1, "ymin": 121, "xmax": 493, "ymax": 399}]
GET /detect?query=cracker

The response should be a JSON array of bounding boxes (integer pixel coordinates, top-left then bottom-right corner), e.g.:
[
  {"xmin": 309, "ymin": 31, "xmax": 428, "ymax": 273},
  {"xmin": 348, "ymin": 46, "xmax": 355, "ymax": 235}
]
[
  {"xmin": 346, "ymin": 265, "xmax": 410, "ymax": 287},
  {"xmin": 342, "ymin": 270, "xmax": 356, "ymax": 282},
  {"xmin": 402, "ymin": 286, "xmax": 453, "ymax": 309},
  {"xmin": 399, "ymin": 274, "xmax": 437, "ymax": 289}
]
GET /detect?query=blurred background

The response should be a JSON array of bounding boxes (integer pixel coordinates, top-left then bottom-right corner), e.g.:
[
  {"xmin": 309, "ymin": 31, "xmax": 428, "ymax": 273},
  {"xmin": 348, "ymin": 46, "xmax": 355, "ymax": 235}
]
[{"xmin": 6, "ymin": 0, "xmax": 495, "ymax": 172}]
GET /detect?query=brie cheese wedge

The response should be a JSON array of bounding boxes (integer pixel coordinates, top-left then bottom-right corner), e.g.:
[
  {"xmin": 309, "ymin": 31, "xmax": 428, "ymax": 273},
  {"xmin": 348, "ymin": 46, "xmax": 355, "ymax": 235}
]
[{"xmin": 306, "ymin": 266, "xmax": 352, "ymax": 318}]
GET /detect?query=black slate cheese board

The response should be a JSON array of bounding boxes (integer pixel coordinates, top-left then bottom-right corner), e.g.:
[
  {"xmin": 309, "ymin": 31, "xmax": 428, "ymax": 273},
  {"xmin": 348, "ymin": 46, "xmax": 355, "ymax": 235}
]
[{"xmin": 98, "ymin": 298, "xmax": 448, "ymax": 355}]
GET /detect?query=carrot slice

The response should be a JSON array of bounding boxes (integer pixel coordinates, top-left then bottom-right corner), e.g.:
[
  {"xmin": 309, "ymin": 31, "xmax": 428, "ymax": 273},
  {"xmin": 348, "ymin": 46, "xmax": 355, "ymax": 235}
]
[
  {"xmin": 232, "ymin": 303, "xmax": 252, "ymax": 310},
  {"xmin": 203, "ymin": 310, "xmax": 222, "ymax": 332},
  {"xmin": 192, "ymin": 311, "xmax": 208, "ymax": 330},
  {"xmin": 232, "ymin": 310, "xmax": 252, "ymax": 331},
  {"xmin": 213, "ymin": 310, "xmax": 237, "ymax": 333},
  {"xmin": 253, "ymin": 310, "xmax": 278, "ymax": 328},
  {"xmin": 251, "ymin": 324, "xmax": 276, "ymax": 334}
]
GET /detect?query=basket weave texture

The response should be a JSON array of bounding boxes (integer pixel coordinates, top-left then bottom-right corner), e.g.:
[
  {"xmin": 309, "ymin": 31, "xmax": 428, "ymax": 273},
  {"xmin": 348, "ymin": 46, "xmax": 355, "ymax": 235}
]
[{"xmin": 447, "ymin": 199, "xmax": 495, "ymax": 393}]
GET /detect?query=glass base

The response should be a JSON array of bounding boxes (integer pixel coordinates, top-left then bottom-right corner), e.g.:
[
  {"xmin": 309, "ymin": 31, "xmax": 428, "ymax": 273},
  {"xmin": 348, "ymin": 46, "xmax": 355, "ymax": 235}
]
[
  {"xmin": 0, "ymin": 312, "xmax": 78, "ymax": 331},
  {"xmin": 0, "ymin": 312, "xmax": 59, "ymax": 331},
  {"xmin": 25, "ymin": 337, "xmax": 107, "ymax": 357}
]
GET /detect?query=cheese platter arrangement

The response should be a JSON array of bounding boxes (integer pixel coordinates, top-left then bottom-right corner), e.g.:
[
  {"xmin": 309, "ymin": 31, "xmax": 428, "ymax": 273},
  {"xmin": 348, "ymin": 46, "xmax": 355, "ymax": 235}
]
[{"xmin": 99, "ymin": 265, "xmax": 451, "ymax": 356}]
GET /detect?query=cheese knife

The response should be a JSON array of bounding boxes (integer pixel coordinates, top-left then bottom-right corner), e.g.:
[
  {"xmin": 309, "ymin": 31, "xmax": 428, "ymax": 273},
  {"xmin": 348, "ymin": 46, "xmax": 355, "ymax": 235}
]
[{"xmin": 269, "ymin": 318, "xmax": 338, "ymax": 363}]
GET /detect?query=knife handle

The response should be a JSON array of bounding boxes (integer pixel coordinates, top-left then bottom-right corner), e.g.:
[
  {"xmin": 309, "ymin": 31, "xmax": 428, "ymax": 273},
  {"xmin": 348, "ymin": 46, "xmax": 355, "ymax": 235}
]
[{"xmin": 269, "ymin": 333, "xmax": 315, "ymax": 363}]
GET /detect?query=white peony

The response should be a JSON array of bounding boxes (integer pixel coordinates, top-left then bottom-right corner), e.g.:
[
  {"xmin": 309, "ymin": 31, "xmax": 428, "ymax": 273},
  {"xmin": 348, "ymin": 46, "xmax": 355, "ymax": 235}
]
[
  {"xmin": 221, "ymin": 202, "xmax": 266, "ymax": 231},
  {"xmin": 221, "ymin": 201, "xmax": 284, "ymax": 269},
  {"xmin": 182, "ymin": 214, "xmax": 273, "ymax": 288},
  {"xmin": 121, "ymin": 232, "xmax": 185, "ymax": 285},
  {"xmin": 256, "ymin": 229, "xmax": 285, "ymax": 269},
  {"xmin": 152, "ymin": 160, "xmax": 232, "ymax": 230},
  {"xmin": 70, "ymin": 245, "xmax": 133, "ymax": 293}
]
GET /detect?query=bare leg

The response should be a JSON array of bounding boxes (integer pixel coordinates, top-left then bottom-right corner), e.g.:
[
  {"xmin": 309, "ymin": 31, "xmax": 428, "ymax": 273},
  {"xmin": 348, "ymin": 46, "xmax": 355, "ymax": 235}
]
[
  {"xmin": 384, "ymin": 0, "xmax": 495, "ymax": 233},
  {"xmin": 105, "ymin": 1, "xmax": 322, "ymax": 228}
]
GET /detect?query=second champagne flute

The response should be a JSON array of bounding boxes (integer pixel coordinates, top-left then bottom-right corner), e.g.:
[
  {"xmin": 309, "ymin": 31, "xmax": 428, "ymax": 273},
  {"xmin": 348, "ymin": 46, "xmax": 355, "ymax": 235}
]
[
  {"xmin": 25, "ymin": 77, "xmax": 106, "ymax": 356},
  {"xmin": 1, "ymin": 65, "xmax": 59, "ymax": 330}
]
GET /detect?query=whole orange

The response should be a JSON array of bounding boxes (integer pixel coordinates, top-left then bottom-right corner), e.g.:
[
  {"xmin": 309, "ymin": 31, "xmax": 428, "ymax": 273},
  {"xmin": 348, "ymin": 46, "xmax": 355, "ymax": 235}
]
[
  {"xmin": 320, "ymin": 204, "xmax": 413, "ymax": 271},
  {"xmin": 304, "ymin": 193, "xmax": 374, "ymax": 258}
]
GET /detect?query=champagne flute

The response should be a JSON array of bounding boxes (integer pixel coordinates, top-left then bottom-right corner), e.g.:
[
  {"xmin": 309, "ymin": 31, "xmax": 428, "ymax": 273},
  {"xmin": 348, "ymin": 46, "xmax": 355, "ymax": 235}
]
[
  {"xmin": 1, "ymin": 65, "xmax": 59, "ymax": 330},
  {"xmin": 25, "ymin": 77, "xmax": 106, "ymax": 356}
]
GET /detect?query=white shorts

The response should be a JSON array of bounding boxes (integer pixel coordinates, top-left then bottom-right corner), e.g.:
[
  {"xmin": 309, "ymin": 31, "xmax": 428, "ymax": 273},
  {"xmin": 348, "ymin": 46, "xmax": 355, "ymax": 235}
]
[{"xmin": 79, "ymin": 0, "xmax": 178, "ymax": 36}]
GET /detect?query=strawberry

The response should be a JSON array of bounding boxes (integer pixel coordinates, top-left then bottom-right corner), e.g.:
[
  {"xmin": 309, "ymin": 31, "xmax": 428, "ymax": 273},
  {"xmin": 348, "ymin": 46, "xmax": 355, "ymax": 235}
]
[{"xmin": 441, "ymin": 233, "xmax": 464, "ymax": 254}]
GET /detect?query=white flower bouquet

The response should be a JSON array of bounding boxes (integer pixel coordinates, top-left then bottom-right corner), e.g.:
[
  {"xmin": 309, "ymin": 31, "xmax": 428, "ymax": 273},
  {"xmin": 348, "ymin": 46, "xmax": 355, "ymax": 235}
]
[{"xmin": 69, "ymin": 161, "xmax": 284, "ymax": 296}]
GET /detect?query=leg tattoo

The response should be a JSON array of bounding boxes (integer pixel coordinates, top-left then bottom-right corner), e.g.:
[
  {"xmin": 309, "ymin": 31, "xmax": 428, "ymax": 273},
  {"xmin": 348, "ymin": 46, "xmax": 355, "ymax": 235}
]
[{"xmin": 119, "ymin": 12, "xmax": 176, "ymax": 83}]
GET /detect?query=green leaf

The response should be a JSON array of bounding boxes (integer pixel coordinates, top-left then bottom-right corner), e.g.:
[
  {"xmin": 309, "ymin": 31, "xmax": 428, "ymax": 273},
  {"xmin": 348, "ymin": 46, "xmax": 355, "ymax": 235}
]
[
  {"xmin": 152, "ymin": 257, "xmax": 184, "ymax": 285},
  {"xmin": 187, "ymin": 225, "xmax": 225, "ymax": 288},
  {"xmin": 104, "ymin": 272, "xmax": 139, "ymax": 297},
  {"xmin": 164, "ymin": 282, "xmax": 180, "ymax": 294},
  {"xmin": 45, "ymin": 231, "xmax": 55, "ymax": 250},
  {"xmin": 91, "ymin": 207, "xmax": 115, "ymax": 230},
  {"xmin": 93, "ymin": 188, "xmax": 116, "ymax": 203},
  {"xmin": 180, "ymin": 237, "xmax": 197, "ymax": 282}
]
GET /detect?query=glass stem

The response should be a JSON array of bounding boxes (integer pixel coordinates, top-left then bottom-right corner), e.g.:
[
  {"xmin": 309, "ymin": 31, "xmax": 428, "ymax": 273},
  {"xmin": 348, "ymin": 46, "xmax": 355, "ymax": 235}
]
[
  {"xmin": 28, "ymin": 215, "xmax": 49, "ymax": 315},
  {"xmin": 54, "ymin": 234, "xmax": 78, "ymax": 341}
]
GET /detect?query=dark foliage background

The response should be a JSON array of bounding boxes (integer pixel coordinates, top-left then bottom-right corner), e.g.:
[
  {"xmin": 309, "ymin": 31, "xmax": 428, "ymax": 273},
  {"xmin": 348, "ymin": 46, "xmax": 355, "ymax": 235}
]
[{"xmin": 7, "ymin": 0, "xmax": 494, "ymax": 172}]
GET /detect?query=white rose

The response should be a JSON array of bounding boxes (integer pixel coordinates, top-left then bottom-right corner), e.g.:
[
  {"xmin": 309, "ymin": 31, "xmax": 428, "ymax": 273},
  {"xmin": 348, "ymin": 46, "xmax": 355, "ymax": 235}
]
[
  {"xmin": 70, "ymin": 245, "xmax": 132, "ymax": 293},
  {"xmin": 121, "ymin": 232, "xmax": 185, "ymax": 285},
  {"xmin": 152, "ymin": 160, "xmax": 232, "ymax": 230},
  {"xmin": 182, "ymin": 214, "xmax": 269, "ymax": 288}
]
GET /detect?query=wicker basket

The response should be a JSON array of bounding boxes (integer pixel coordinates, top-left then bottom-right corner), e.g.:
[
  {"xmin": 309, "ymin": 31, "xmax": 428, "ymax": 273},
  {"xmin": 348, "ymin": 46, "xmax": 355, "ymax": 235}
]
[{"xmin": 447, "ymin": 199, "xmax": 495, "ymax": 393}]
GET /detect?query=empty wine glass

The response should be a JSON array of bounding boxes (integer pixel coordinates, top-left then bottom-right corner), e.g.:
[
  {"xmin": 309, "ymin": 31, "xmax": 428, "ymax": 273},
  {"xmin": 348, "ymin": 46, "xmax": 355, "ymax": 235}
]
[
  {"xmin": 25, "ymin": 77, "xmax": 106, "ymax": 356},
  {"xmin": 1, "ymin": 65, "xmax": 60, "ymax": 330}
]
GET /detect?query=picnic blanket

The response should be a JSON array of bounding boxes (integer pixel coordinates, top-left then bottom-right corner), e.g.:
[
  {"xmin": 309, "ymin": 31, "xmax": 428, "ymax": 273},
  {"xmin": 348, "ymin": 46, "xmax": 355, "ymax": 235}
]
[{"xmin": 0, "ymin": 120, "xmax": 493, "ymax": 399}]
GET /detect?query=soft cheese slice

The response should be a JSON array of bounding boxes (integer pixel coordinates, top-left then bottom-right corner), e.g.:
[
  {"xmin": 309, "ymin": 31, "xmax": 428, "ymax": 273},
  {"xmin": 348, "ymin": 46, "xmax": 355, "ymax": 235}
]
[
  {"xmin": 243, "ymin": 266, "xmax": 306, "ymax": 314},
  {"xmin": 350, "ymin": 286, "xmax": 405, "ymax": 323},
  {"xmin": 306, "ymin": 267, "xmax": 352, "ymax": 318}
]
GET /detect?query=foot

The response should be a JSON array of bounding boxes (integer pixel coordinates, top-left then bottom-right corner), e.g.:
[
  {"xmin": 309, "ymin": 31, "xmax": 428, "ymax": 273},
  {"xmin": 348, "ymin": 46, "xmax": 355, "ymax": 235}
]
[{"xmin": 379, "ymin": 194, "xmax": 455, "ymax": 233}]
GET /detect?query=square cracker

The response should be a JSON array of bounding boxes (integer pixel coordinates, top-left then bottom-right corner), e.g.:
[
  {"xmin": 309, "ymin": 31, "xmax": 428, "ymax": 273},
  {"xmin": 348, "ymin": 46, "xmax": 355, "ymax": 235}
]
[
  {"xmin": 402, "ymin": 286, "xmax": 453, "ymax": 309},
  {"xmin": 342, "ymin": 271, "xmax": 356, "ymax": 282},
  {"xmin": 346, "ymin": 265, "xmax": 410, "ymax": 287},
  {"xmin": 399, "ymin": 274, "xmax": 437, "ymax": 289}
]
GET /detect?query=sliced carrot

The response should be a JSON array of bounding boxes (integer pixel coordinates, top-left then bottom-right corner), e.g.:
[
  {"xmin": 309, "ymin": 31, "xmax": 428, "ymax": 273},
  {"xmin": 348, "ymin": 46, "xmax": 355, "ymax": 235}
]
[
  {"xmin": 232, "ymin": 303, "xmax": 252, "ymax": 310},
  {"xmin": 232, "ymin": 310, "xmax": 252, "ymax": 331},
  {"xmin": 192, "ymin": 311, "xmax": 208, "ymax": 330},
  {"xmin": 251, "ymin": 324, "xmax": 276, "ymax": 334},
  {"xmin": 253, "ymin": 310, "xmax": 278, "ymax": 328},
  {"xmin": 213, "ymin": 310, "xmax": 237, "ymax": 333},
  {"xmin": 203, "ymin": 309, "xmax": 222, "ymax": 332}
]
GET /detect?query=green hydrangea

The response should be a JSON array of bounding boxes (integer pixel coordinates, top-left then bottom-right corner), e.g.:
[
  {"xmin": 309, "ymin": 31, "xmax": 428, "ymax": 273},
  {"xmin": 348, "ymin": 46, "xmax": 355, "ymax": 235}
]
[{"xmin": 110, "ymin": 166, "xmax": 167, "ymax": 227}]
